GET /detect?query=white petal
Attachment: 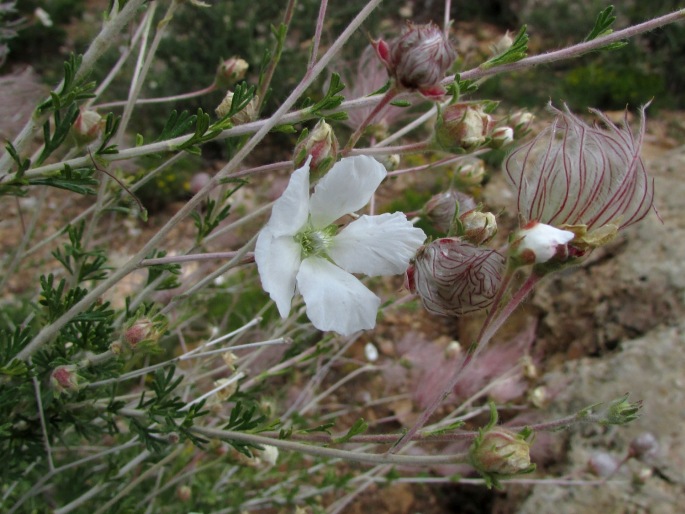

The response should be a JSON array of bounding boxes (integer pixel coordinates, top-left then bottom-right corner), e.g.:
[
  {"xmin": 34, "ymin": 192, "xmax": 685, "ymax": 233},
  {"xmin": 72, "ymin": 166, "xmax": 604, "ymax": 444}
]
[
  {"xmin": 266, "ymin": 158, "xmax": 311, "ymax": 237},
  {"xmin": 328, "ymin": 213, "xmax": 426, "ymax": 275},
  {"xmin": 309, "ymin": 155, "xmax": 387, "ymax": 228},
  {"xmin": 517, "ymin": 222, "xmax": 575, "ymax": 263},
  {"xmin": 296, "ymin": 257, "xmax": 380, "ymax": 336},
  {"xmin": 255, "ymin": 226, "xmax": 302, "ymax": 317}
]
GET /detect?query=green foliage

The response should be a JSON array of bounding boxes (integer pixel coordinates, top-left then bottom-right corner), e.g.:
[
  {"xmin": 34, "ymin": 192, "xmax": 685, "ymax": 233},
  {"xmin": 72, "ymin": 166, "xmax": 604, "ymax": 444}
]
[{"xmin": 481, "ymin": 25, "xmax": 529, "ymax": 69}]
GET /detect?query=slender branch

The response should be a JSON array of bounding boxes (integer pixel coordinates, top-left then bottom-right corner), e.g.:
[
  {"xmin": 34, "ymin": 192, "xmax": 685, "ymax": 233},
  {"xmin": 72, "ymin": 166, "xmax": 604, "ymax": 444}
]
[
  {"xmin": 191, "ymin": 426, "xmax": 470, "ymax": 467},
  {"xmin": 308, "ymin": 0, "xmax": 328, "ymax": 71},
  {"xmin": 94, "ymin": 84, "xmax": 217, "ymax": 110},
  {"xmin": 459, "ymin": 8, "xmax": 685, "ymax": 82},
  {"xmin": 343, "ymin": 88, "xmax": 399, "ymax": 153},
  {"xmin": 138, "ymin": 251, "xmax": 254, "ymax": 267},
  {"xmin": 256, "ymin": 0, "xmax": 296, "ymax": 112}
]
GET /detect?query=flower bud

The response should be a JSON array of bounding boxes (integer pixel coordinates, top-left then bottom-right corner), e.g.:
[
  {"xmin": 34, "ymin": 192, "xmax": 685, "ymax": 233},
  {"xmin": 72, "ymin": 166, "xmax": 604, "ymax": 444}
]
[
  {"xmin": 435, "ymin": 103, "xmax": 494, "ymax": 152},
  {"xmin": 293, "ymin": 119, "xmax": 339, "ymax": 178},
  {"xmin": 508, "ymin": 110, "xmax": 534, "ymax": 133},
  {"xmin": 423, "ymin": 189, "xmax": 477, "ymax": 232},
  {"xmin": 490, "ymin": 31, "xmax": 514, "ymax": 56},
  {"xmin": 176, "ymin": 485, "xmax": 192, "ymax": 502},
  {"xmin": 215, "ymin": 91, "xmax": 259, "ymax": 124},
  {"xmin": 216, "ymin": 56, "xmax": 249, "ymax": 87},
  {"xmin": 588, "ymin": 451, "xmax": 619, "ymax": 477},
  {"xmin": 470, "ymin": 427, "xmax": 533, "ymax": 476},
  {"xmin": 50, "ymin": 365, "xmax": 81, "ymax": 395},
  {"xmin": 374, "ymin": 21, "xmax": 456, "ymax": 99},
  {"xmin": 259, "ymin": 444, "xmax": 279, "ymax": 467},
  {"xmin": 407, "ymin": 238, "xmax": 505, "ymax": 316},
  {"xmin": 214, "ymin": 377, "xmax": 238, "ymax": 401},
  {"xmin": 490, "ymin": 126, "xmax": 514, "ymax": 148},
  {"xmin": 460, "ymin": 210, "xmax": 497, "ymax": 245},
  {"xmin": 189, "ymin": 172, "xmax": 211, "ymax": 194},
  {"xmin": 510, "ymin": 221, "xmax": 575, "ymax": 265},
  {"xmin": 71, "ymin": 110, "xmax": 102, "ymax": 145},
  {"xmin": 629, "ymin": 432, "xmax": 659, "ymax": 461},
  {"xmin": 123, "ymin": 317, "xmax": 166, "ymax": 352},
  {"xmin": 454, "ymin": 159, "xmax": 486, "ymax": 188}
]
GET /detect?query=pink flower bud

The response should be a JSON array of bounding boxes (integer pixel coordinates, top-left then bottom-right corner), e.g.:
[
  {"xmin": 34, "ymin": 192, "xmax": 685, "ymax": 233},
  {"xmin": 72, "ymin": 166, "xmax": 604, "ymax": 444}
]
[
  {"xmin": 71, "ymin": 110, "xmax": 102, "ymax": 145},
  {"xmin": 470, "ymin": 427, "xmax": 533, "ymax": 476},
  {"xmin": 423, "ymin": 189, "xmax": 477, "ymax": 232},
  {"xmin": 408, "ymin": 237, "xmax": 505, "ymax": 316},
  {"xmin": 216, "ymin": 56, "xmax": 249, "ymax": 87},
  {"xmin": 510, "ymin": 221, "xmax": 575, "ymax": 265},
  {"xmin": 490, "ymin": 126, "xmax": 514, "ymax": 148},
  {"xmin": 374, "ymin": 22, "xmax": 456, "ymax": 99},
  {"xmin": 123, "ymin": 317, "xmax": 164, "ymax": 351},
  {"xmin": 50, "ymin": 365, "xmax": 80, "ymax": 395},
  {"xmin": 435, "ymin": 103, "xmax": 494, "ymax": 152},
  {"xmin": 293, "ymin": 119, "xmax": 339, "ymax": 177}
]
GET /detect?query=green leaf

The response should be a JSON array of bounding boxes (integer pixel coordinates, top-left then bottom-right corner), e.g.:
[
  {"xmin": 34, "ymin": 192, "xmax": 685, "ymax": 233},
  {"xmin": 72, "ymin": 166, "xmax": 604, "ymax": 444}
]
[
  {"xmin": 585, "ymin": 5, "xmax": 617, "ymax": 41},
  {"xmin": 333, "ymin": 418, "xmax": 368, "ymax": 444},
  {"xmin": 309, "ymin": 73, "xmax": 346, "ymax": 116}
]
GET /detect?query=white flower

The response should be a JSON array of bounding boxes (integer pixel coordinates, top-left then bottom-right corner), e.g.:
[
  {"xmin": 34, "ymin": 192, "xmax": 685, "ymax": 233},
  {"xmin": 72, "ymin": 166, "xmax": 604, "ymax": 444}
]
[
  {"xmin": 255, "ymin": 155, "xmax": 426, "ymax": 336},
  {"xmin": 513, "ymin": 222, "xmax": 575, "ymax": 264}
]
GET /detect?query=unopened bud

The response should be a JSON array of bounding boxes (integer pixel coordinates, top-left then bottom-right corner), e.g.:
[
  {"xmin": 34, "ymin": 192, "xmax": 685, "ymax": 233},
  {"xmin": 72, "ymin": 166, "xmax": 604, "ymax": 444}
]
[
  {"xmin": 176, "ymin": 485, "xmax": 192, "ymax": 502},
  {"xmin": 50, "ymin": 365, "xmax": 81, "ymax": 395},
  {"xmin": 509, "ymin": 110, "xmax": 534, "ymax": 131},
  {"xmin": 490, "ymin": 126, "xmax": 514, "ymax": 148},
  {"xmin": 491, "ymin": 31, "xmax": 514, "ymax": 55},
  {"xmin": 215, "ymin": 91, "xmax": 259, "ymax": 124},
  {"xmin": 123, "ymin": 316, "xmax": 166, "ymax": 352},
  {"xmin": 435, "ymin": 104, "xmax": 494, "ymax": 152},
  {"xmin": 510, "ymin": 221, "xmax": 575, "ymax": 265},
  {"xmin": 423, "ymin": 189, "xmax": 476, "ymax": 232},
  {"xmin": 598, "ymin": 394, "xmax": 642, "ymax": 426},
  {"xmin": 293, "ymin": 119, "xmax": 338, "ymax": 178},
  {"xmin": 260, "ymin": 444, "xmax": 279, "ymax": 467},
  {"xmin": 214, "ymin": 378, "xmax": 238, "ymax": 401},
  {"xmin": 470, "ymin": 427, "xmax": 533, "ymax": 476},
  {"xmin": 189, "ymin": 172, "xmax": 211, "ymax": 194},
  {"xmin": 216, "ymin": 56, "xmax": 249, "ymax": 87},
  {"xmin": 460, "ymin": 210, "xmax": 497, "ymax": 245},
  {"xmin": 377, "ymin": 153, "xmax": 400, "ymax": 171},
  {"xmin": 167, "ymin": 432, "xmax": 180, "ymax": 444},
  {"xmin": 222, "ymin": 351, "xmax": 238, "ymax": 370},
  {"xmin": 407, "ymin": 238, "xmax": 505, "ymax": 316},
  {"xmin": 588, "ymin": 451, "xmax": 619, "ymax": 477},
  {"xmin": 454, "ymin": 159, "xmax": 486, "ymax": 187},
  {"xmin": 629, "ymin": 432, "xmax": 659, "ymax": 461},
  {"xmin": 374, "ymin": 21, "xmax": 456, "ymax": 99},
  {"xmin": 71, "ymin": 110, "xmax": 102, "ymax": 145}
]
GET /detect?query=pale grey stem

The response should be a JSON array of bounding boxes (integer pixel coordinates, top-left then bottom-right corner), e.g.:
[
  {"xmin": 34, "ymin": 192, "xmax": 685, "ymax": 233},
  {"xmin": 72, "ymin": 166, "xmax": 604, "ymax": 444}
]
[
  {"xmin": 308, "ymin": 0, "xmax": 329, "ymax": 71},
  {"xmin": 192, "ymin": 426, "xmax": 470, "ymax": 467},
  {"xmin": 460, "ymin": 8, "xmax": 685, "ymax": 82},
  {"xmin": 115, "ymin": 1, "xmax": 163, "ymax": 146},
  {"xmin": 84, "ymin": 7, "xmax": 149, "ymax": 108},
  {"xmin": 30, "ymin": 360, "xmax": 55, "ymax": 472}
]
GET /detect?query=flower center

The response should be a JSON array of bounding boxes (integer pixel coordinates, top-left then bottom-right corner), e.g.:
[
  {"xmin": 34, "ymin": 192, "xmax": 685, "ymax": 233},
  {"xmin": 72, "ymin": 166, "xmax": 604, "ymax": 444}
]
[{"xmin": 296, "ymin": 224, "xmax": 337, "ymax": 258}]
